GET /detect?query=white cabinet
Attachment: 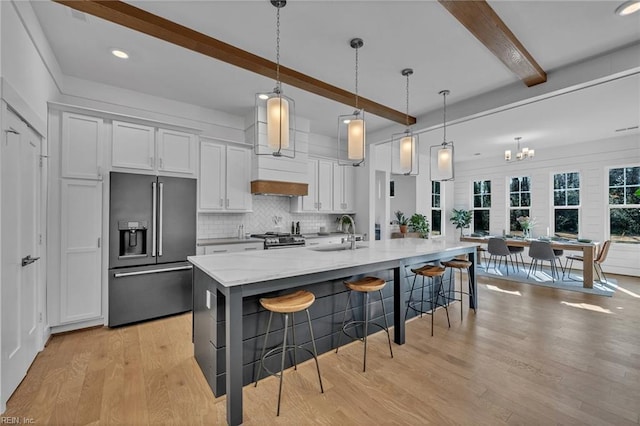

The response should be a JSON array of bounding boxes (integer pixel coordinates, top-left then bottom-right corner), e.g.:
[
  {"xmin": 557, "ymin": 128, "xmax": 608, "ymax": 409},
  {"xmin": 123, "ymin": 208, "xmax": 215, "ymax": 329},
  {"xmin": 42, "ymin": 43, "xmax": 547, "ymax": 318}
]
[
  {"xmin": 59, "ymin": 180, "xmax": 102, "ymax": 324},
  {"xmin": 157, "ymin": 128, "xmax": 196, "ymax": 175},
  {"xmin": 112, "ymin": 121, "xmax": 155, "ymax": 171},
  {"xmin": 199, "ymin": 140, "xmax": 252, "ymax": 212},
  {"xmin": 61, "ymin": 112, "xmax": 104, "ymax": 180},
  {"xmin": 333, "ymin": 163, "xmax": 355, "ymax": 213},
  {"xmin": 112, "ymin": 121, "xmax": 196, "ymax": 176},
  {"xmin": 203, "ymin": 242, "xmax": 263, "ymax": 254},
  {"xmin": 298, "ymin": 158, "xmax": 333, "ymax": 212},
  {"xmin": 305, "ymin": 236, "xmax": 344, "ymax": 246}
]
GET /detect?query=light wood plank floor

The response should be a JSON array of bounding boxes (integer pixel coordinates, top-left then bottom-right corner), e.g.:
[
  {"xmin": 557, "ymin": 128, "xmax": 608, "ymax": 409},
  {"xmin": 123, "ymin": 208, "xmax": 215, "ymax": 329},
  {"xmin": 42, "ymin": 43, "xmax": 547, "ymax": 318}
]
[{"xmin": 4, "ymin": 274, "xmax": 640, "ymax": 425}]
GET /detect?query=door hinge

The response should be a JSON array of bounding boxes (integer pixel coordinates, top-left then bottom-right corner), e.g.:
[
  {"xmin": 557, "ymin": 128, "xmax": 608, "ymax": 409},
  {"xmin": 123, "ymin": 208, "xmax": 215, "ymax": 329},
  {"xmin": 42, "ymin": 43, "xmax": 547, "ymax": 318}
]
[
  {"xmin": 39, "ymin": 155, "xmax": 48, "ymax": 168},
  {"xmin": 39, "ymin": 234, "xmax": 43, "ymax": 245},
  {"xmin": 39, "ymin": 313, "xmax": 43, "ymax": 323}
]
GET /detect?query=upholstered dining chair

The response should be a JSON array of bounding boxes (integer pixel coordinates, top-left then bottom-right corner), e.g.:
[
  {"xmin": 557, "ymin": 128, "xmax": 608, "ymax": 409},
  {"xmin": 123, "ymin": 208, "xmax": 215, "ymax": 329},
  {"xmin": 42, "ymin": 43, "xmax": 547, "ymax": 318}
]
[
  {"xmin": 564, "ymin": 240, "xmax": 611, "ymax": 283},
  {"xmin": 487, "ymin": 238, "xmax": 516, "ymax": 275},
  {"xmin": 527, "ymin": 241, "xmax": 563, "ymax": 282}
]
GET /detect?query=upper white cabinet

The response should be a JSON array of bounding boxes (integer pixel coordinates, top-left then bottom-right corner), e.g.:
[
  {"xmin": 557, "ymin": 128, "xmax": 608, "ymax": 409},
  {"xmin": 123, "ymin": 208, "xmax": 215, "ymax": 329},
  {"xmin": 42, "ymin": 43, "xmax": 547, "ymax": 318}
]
[
  {"xmin": 298, "ymin": 158, "xmax": 333, "ymax": 212},
  {"xmin": 112, "ymin": 121, "xmax": 196, "ymax": 176},
  {"xmin": 112, "ymin": 121, "xmax": 155, "ymax": 171},
  {"xmin": 199, "ymin": 140, "xmax": 252, "ymax": 212},
  {"xmin": 333, "ymin": 163, "xmax": 355, "ymax": 213},
  {"xmin": 157, "ymin": 128, "xmax": 196, "ymax": 174},
  {"xmin": 61, "ymin": 112, "xmax": 104, "ymax": 180}
]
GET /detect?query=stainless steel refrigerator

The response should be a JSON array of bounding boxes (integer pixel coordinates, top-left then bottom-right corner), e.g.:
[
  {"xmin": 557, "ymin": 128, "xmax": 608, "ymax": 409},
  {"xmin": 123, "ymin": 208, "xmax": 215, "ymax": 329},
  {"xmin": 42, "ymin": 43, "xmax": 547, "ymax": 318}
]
[{"xmin": 108, "ymin": 172, "xmax": 196, "ymax": 327}]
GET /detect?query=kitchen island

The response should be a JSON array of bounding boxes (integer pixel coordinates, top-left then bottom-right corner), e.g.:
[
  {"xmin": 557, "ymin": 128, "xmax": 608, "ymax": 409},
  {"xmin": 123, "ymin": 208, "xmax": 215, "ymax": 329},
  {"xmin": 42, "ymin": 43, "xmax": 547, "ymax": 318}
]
[{"xmin": 188, "ymin": 238, "xmax": 479, "ymax": 426}]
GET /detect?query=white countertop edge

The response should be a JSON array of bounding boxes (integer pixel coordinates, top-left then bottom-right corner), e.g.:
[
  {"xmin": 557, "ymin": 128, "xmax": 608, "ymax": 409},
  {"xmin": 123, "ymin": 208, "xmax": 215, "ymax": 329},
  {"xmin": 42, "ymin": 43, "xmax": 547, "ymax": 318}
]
[{"xmin": 189, "ymin": 239, "xmax": 479, "ymax": 288}]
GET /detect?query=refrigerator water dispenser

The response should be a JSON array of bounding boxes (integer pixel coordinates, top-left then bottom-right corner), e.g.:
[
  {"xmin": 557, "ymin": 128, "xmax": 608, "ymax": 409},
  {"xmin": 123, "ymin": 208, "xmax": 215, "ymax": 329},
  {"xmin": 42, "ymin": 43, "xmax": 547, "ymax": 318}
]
[{"xmin": 118, "ymin": 220, "xmax": 148, "ymax": 258}]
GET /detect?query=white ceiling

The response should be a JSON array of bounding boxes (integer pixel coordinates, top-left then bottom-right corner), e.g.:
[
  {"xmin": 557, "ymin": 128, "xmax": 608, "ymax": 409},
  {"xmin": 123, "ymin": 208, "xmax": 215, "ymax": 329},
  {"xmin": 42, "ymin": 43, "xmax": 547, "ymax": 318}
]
[{"xmin": 30, "ymin": 0, "xmax": 640, "ymax": 160}]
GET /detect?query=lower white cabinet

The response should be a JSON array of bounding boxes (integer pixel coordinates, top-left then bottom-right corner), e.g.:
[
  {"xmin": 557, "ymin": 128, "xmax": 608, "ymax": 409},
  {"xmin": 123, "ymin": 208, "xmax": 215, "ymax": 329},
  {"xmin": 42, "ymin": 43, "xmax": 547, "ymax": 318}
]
[
  {"xmin": 59, "ymin": 179, "xmax": 103, "ymax": 324},
  {"xmin": 198, "ymin": 242, "xmax": 264, "ymax": 255}
]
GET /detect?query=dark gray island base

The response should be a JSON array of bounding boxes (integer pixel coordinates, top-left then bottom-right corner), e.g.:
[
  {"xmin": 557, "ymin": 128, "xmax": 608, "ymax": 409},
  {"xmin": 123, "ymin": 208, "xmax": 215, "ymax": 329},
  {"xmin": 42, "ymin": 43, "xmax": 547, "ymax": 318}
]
[{"xmin": 189, "ymin": 239, "xmax": 478, "ymax": 425}]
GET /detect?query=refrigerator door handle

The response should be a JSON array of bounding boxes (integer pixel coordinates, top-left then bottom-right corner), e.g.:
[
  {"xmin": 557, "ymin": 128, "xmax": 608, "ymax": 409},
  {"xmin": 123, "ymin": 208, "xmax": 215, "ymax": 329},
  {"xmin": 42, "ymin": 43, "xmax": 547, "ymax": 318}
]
[
  {"xmin": 113, "ymin": 265, "xmax": 193, "ymax": 278},
  {"xmin": 159, "ymin": 182, "xmax": 164, "ymax": 256},
  {"xmin": 152, "ymin": 181, "xmax": 157, "ymax": 257}
]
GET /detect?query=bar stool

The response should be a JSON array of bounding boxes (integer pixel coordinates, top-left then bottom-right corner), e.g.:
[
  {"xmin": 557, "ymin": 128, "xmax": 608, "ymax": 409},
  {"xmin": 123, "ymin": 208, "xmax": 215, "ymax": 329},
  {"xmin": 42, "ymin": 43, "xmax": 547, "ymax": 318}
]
[
  {"xmin": 336, "ymin": 276, "xmax": 393, "ymax": 372},
  {"xmin": 254, "ymin": 290, "xmax": 324, "ymax": 416},
  {"xmin": 441, "ymin": 258, "xmax": 476, "ymax": 321},
  {"xmin": 405, "ymin": 265, "xmax": 450, "ymax": 336}
]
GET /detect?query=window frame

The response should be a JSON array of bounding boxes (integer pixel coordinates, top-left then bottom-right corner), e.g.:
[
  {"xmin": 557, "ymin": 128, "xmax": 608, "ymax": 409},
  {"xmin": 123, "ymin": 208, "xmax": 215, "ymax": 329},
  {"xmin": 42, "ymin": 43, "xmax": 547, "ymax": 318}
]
[
  {"xmin": 431, "ymin": 181, "xmax": 442, "ymax": 236},
  {"xmin": 508, "ymin": 175, "xmax": 531, "ymax": 235},
  {"xmin": 472, "ymin": 179, "xmax": 491, "ymax": 235},
  {"xmin": 551, "ymin": 171, "xmax": 581, "ymax": 239},
  {"xmin": 607, "ymin": 165, "xmax": 640, "ymax": 244}
]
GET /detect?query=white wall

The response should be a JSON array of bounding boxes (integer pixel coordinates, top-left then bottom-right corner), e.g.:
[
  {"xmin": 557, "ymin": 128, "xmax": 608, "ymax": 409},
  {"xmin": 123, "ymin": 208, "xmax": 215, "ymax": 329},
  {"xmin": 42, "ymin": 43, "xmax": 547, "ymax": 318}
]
[{"xmin": 454, "ymin": 134, "xmax": 640, "ymax": 276}]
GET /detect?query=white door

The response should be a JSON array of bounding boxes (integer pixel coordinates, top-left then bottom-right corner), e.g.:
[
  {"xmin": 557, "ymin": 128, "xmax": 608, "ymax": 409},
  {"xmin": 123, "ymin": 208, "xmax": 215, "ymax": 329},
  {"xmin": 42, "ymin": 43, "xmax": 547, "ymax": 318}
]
[
  {"xmin": 226, "ymin": 145, "xmax": 251, "ymax": 211},
  {"xmin": 157, "ymin": 128, "xmax": 196, "ymax": 175},
  {"xmin": 112, "ymin": 120, "xmax": 155, "ymax": 171},
  {"xmin": 317, "ymin": 160, "xmax": 333, "ymax": 212},
  {"xmin": 1, "ymin": 107, "xmax": 41, "ymax": 408},
  {"xmin": 199, "ymin": 141, "xmax": 226, "ymax": 211}
]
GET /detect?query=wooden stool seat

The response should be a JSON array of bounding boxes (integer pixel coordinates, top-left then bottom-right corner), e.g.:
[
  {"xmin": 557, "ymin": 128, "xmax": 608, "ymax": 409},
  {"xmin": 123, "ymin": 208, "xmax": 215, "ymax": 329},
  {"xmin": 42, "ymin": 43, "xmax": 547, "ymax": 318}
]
[
  {"xmin": 259, "ymin": 290, "xmax": 315, "ymax": 313},
  {"xmin": 344, "ymin": 276, "xmax": 386, "ymax": 292},
  {"xmin": 415, "ymin": 266, "xmax": 446, "ymax": 277},
  {"xmin": 410, "ymin": 264, "xmax": 438, "ymax": 274},
  {"xmin": 442, "ymin": 259, "xmax": 472, "ymax": 269}
]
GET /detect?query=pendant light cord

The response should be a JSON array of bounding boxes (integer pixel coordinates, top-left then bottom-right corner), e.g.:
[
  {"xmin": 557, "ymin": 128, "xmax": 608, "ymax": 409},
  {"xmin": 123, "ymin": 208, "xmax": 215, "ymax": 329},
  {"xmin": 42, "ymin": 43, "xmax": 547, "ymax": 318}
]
[
  {"xmin": 442, "ymin": 91, "xmax": 447, "ymax": 144},
  {"xmin": 354, "ymin": 45, "xmax": 359, "ymax": 110},
  {"xmin": 275, "ymin": 6, "xmax": 281, "ymax": 93},
  {"xmin": 405, "ymin": 73, "xmax": 410, "ymax": 128}
]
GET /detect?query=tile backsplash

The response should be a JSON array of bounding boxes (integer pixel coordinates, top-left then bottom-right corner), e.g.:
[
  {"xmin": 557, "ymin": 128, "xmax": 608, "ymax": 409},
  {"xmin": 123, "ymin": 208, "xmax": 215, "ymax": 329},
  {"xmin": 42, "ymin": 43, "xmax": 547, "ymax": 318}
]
[{"xmin": 198, "ymin": 195, "xmax": 346, "ymax": 239}]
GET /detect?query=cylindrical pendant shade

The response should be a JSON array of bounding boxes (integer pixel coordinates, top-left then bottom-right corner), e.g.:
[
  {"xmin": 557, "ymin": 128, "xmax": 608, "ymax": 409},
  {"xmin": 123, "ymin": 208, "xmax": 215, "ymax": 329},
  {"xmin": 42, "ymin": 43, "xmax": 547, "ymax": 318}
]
[
  {"xmin": 347, "ymin": 118, "xmax": 365, "ymax": 160},
  {"xmin": 505, "ymin": 150, "xmax": 511, "ymax": 161},
  {"xmin": 400, "ymin": 135, "xmax": 414, "ymax": 171},
  {"xmin": 438, "ymin": 147, "xmax": 453, "ymax": 175},
  {"xmin": 267, "ymin": 96, "xmax": 289, "ymax": 150}
]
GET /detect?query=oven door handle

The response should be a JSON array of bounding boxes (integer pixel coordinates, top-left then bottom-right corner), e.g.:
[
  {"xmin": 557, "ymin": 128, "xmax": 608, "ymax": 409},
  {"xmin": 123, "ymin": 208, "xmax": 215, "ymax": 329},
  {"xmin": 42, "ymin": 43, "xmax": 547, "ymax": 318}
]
[{"xmin": 113, "ymin": 265, "xmax": 192, "ymax": 278}]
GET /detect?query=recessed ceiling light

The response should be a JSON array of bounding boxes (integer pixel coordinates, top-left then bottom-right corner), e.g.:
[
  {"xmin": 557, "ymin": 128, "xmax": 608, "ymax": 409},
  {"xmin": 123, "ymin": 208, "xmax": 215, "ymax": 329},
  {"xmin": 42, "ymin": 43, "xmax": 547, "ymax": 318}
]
[
  {"xmin": 474, "ymin": 153, "xmax": 481, "ymax": 156},
  {"xmin": 111, "ymin": 49, "xmax": 129, "ymax": 59},
  {"xmin": 258, "ymin": 94, "xmax": 269, "ymax": 100},
  {"xmin": 615, "ymin": 0, "xmax": 640, "ymax": 16}
]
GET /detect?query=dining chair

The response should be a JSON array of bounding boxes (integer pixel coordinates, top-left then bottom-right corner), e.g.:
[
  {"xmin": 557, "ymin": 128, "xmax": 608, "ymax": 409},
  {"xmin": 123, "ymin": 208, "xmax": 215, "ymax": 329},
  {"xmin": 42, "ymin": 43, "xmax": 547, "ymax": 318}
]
[
  {"xmin": 564, "ymin": 240, "xmax": 611, "ymax": 283},
  {"xmin": 527, "ymin": 241, "xmax": 563, "ymax": 282},
  {"xmin": 487, "ymin": 238, "xmax": 516, "ymax": 275}
]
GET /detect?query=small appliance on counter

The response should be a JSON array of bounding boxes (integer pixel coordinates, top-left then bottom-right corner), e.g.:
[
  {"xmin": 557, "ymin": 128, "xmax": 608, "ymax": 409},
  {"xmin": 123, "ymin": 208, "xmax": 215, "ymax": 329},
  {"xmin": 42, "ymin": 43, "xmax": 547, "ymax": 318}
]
[{"xmin": 108, "ymin": 172, "xmax": 196, "ymax": 327}]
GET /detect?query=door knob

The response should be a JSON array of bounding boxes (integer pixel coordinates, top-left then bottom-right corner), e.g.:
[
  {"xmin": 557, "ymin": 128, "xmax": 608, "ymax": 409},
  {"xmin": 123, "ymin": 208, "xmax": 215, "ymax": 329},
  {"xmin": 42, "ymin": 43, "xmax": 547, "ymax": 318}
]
[{"xmin": 21, "ymin": 255, "xmax": 40, "ymax": 267}]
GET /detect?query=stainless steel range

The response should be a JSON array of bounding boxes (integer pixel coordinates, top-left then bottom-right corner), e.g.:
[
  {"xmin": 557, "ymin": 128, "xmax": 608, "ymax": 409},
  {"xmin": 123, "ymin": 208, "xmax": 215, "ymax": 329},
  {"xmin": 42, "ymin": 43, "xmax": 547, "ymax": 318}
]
[{"xmin": 250, "ymin": 232, "xmax": 306, "ymax": 249}]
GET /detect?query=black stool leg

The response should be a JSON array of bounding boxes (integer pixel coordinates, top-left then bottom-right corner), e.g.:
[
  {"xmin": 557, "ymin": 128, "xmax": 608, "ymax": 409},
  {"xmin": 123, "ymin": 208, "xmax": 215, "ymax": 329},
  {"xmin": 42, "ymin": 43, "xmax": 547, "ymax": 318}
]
[
  {"xmin": 405, "ymin": 273, "xmax": 418, "ymax": 321},
  {"xmin": 254, "ymin": 311, "xmax": 274, "ymax": 386},
  {"xmin": 467, "ymin": 266, "xmax": 476, "ymax": 313},
  {"xmin": 291, "ymin": 312, "xmax": 298, "ymax": 370},
  {"xmin": 276, "ymin": 313, "xmax": 289, "ymax": 416},
  {"xmin": 438, "ymin": 275, "xmax": 451, "ymax": 329},
  {"xmin": 336, "ymin": 291, "xmax": 353, "ymax": 353},
  {"xmin": 431, "ymin": 276, "xmax": 435, "ymax": 336},
  {"xmin": 420, "ymin": 275, "xmax": 426, "ymax": 318},
  {"xmin": 378, "ymin": 289, "xmax": 393, "ymax": 359},
  {"xmin": 305, "ymin": 309, "xmax": 324, "ymax": 393},
  {"xmin": 363, "ymin": 291, "xmax": 369, "ymax": 372}
]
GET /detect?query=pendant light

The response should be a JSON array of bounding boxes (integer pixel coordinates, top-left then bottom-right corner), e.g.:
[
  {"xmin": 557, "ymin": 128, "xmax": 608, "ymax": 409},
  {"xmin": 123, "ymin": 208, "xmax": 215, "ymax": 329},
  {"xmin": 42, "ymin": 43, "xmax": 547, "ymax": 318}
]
[
  {"xmin": 337, "ymin": 38, "xmax": 366, "ymax": 167},
  {"xmin": 391, "ymin": 68, "xmax": 419, "ymax": 175},
  {"xmin": 430, "ymin": 90, "xmax": 455, "ymax": 181},
  {"xmin": 254, "ymin": 0, "xmax": 296, "ymax": 158}
]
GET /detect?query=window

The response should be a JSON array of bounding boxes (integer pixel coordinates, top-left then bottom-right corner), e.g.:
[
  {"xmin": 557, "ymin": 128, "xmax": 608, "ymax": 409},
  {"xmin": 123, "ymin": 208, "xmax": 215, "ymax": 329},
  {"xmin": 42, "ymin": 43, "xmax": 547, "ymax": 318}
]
[
  {"xmin": 608, "ymin": 166, "xmax": 640, "ymax": 244},
  {"xmin": 509, "ymin": 176, "xmax": 531, "ymax": 235},
  {"xmin": 553, "ymin": 172, "xmax": 580, "ymax": 238},
  {"xmin": 473, "ymin": 180, "xmax": 491, "ymax": 234},
  {"xmin": 431, "ymin": 181, "xmax": 442, "ymax": 236}
]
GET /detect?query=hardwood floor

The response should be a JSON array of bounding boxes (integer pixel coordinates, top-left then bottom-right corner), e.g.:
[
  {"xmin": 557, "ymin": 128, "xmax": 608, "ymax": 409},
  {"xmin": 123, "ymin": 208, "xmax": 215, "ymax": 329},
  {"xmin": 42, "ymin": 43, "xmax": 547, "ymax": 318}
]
[{"xmin": 5, "ymin": 274, "xmax": 640, "ymax": 425}]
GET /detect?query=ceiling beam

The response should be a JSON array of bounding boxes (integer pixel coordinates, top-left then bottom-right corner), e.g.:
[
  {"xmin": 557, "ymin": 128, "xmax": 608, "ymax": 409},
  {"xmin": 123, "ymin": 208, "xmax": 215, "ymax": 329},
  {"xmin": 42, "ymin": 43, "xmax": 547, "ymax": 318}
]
[
  {"xmin": 53, "ymin": 0, "xmax": 415, "ymax": 126},
  {"xmin": 438, "ymin": 0, "xmax": 547, "ymax": 87}
]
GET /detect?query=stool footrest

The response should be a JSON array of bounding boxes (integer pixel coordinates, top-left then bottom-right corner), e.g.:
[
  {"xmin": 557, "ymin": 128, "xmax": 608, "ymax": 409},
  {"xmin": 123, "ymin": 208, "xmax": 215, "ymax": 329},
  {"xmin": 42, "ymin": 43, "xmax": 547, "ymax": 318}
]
[
  {"xmin": 340, "ymin": 320, "xmax": 390, "ymax": 343},
  {"xmin": 406, "ymin": 299, "xmax": 448, "ymax": 315},
  {"xmin": 260, "ymin": 344, "xmax": 318, "ymax": 378}
]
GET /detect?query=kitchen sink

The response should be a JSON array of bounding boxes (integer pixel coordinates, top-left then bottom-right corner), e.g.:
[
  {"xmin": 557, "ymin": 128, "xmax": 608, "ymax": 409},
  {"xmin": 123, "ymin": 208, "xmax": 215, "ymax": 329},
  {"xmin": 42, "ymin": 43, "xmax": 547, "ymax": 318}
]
[{"xmin": 309, "ymin": 244, "xmax": 368, "ymax": 252}]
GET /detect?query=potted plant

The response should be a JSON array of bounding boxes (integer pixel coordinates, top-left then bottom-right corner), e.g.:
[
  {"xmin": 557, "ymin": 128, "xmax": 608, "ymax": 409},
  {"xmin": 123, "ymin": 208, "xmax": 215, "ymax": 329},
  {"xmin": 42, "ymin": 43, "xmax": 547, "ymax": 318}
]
[
  {"xmin": 394, "ymin": 210, "xmax": 409, "ymax": 233},
  {"xmin": 449, "ymin": 209, "xmax": 472, "ymax": 239},
  {"xmin": 409, "ymin": 213, "xmax": 430, "ymax": 238}
]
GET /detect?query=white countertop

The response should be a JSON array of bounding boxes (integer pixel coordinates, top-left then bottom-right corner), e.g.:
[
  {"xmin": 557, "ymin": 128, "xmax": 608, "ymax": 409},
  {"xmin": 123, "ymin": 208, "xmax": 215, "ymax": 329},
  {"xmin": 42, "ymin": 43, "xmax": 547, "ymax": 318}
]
[
  {"xmin": 197, "ymin": 237, "xmax": 263, "ymax": 246},
  {"xmin": 188, "ymin": 238, "xmax": 478, "ymax": 288}
]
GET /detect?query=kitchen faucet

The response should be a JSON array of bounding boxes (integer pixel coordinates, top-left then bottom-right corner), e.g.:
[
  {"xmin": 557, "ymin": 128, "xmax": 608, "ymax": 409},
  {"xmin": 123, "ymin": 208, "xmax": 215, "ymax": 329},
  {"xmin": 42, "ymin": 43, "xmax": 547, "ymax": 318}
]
[{"xmin": 341, "ymin": 215, "xmax": 357, "ymax": 250}]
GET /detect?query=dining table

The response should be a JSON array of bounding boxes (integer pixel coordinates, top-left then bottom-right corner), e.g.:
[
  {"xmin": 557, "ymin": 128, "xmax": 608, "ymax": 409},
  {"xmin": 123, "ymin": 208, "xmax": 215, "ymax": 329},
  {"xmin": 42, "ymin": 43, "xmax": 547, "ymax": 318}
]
[{"xmin": 461, "ymin": 236, "xmax": 599, "ymax": 288}]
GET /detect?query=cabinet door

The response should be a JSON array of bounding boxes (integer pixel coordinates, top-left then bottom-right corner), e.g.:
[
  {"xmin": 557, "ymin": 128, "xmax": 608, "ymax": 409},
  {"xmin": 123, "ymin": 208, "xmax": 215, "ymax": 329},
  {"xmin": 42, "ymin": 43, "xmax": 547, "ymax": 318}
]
[
  {"xmin": 112, "ymin": 121, "xmax": 155, "ymax": 171},
  {"xmin": 61, "ymin": 113, "xmax": 104, "ymax": 179},
  {"xmin": 199, "ymin": 141, "xmax": 226, "ymax": 211},
  {"xmin": 317, "ymin": 160, "xmax": 333, "ymax": 212},
  {"xmin": 343, "ymin": 165, "xmax": 355, "ymax": 212},
  {"xmin": 226, "ymin": 145, "xmax": 252, "ymax": 211},
  {"xmin": 332, "ymin": 163, "xmax": 342, "ymax": 212},
  {"xmin": 301, "ymin": 160, "xmax": 318, "ymax": 212},
  {"xmin": 157, "ymin": 128, "xmax": 196, "ymax": 175},
  {"xmin": 60, "ymin": 180, "xmax": 102, "ymax": 323}
]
